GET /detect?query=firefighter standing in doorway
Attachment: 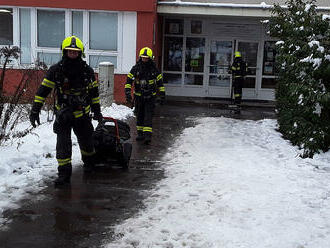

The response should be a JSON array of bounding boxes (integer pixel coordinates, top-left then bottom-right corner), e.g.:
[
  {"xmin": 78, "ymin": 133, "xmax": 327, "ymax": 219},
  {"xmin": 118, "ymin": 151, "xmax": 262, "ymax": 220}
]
[
  {"xmin": 29, "ymin": 36, "xmax": 103, "ymax": 187},
  {"xmin": 229, "ymin": 51, "xmax": 248, "ymax": 106},
  {"xmin": 125, "ymin": 47, "xmax": 165, "ymax": 145}
]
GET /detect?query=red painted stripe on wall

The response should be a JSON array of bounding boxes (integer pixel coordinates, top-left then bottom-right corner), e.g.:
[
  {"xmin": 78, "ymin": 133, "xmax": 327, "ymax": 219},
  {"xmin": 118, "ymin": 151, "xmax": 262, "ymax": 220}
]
[{"xmin": 0, "ymin": 0, "xmax": 156, "ymax": 12}]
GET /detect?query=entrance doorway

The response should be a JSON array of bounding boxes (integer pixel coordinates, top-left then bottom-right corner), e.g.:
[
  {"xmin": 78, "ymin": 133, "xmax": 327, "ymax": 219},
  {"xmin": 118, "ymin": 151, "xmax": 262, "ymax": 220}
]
[
  {"xmin": 205, "ymin": 40, "xmax": 259, "ymax": 100},
  {"xmin": 236, "ymin": 40, "xmax": 259, "ymax": 99},
  {"xmin": 207, "ymin": 40, "xmax": 233, "ymax": 98}
]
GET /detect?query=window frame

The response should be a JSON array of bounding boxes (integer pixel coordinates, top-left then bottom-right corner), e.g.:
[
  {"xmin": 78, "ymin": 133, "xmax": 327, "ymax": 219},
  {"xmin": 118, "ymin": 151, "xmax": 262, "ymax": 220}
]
[
  {"xmin": 0, "ymin": 7, "xmax": 16, "ymax": 47},
  {"xmin": 1, "ymin": 6, "xmax": 134, "ymax": 73},
  {"xmin": 0, "ymin": 7, "xmax": 19, "ymax": 65}
]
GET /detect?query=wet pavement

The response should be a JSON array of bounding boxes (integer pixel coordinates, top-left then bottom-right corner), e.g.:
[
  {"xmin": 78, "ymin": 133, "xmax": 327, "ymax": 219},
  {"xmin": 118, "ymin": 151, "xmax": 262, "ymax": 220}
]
[{"xmin": 0, "ymin": 101, "xmax": 275, "ymax": 248}]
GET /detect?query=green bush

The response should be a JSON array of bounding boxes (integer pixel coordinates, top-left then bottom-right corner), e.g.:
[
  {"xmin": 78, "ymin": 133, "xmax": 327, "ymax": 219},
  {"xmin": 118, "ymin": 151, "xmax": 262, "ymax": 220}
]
[{"xmin": 269, "ymin": 0, "xmax": 330, "ymax": 157}]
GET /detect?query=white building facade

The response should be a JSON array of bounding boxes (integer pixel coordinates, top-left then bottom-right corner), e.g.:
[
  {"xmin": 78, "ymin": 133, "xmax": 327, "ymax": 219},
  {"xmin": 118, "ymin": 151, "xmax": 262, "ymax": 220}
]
[{"xmin": 158, "ymin": 0, "xmax": 330, "ymax": 101}]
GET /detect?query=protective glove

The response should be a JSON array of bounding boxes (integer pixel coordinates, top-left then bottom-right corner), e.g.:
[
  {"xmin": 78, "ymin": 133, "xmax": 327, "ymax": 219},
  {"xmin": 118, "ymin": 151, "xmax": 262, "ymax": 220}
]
[
  {"xmin": 125, "ymin": 92, "xmax": 132, "ymax": 104},
  {"xmin": 29, "ymin": 110, "xmax": 40, "ymax": 128},
  {"xmin": 93, "ymin": 111, "xmax": 103, "ymax": 122},
  {"xmin": 125, "ymin": 92, "xmax": 133, "ymax": 109},
  {"xmin": 126, "ymin": 95, "xmax": 132, "ymax": 105}
]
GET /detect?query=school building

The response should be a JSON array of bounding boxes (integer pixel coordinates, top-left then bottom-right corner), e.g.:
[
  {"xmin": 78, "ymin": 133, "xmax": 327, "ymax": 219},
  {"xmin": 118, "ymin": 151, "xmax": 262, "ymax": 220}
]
[{"xmin": 1, "ymin": 0, "xmax": 329, "ymax": 102}]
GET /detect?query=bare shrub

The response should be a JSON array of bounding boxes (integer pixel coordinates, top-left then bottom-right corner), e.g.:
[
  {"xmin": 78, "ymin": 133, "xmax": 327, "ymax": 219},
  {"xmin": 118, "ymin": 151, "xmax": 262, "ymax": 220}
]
[{"xmin": 0, "ymin": 46, "xmax": 49, "ymax": 145}]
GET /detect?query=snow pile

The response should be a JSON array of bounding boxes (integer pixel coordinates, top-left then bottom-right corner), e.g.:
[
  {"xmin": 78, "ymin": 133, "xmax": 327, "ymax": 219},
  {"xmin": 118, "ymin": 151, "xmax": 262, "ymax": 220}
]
[{"xmin": 105, "ymin": 117, "xmax": 330, "ymax": 248}]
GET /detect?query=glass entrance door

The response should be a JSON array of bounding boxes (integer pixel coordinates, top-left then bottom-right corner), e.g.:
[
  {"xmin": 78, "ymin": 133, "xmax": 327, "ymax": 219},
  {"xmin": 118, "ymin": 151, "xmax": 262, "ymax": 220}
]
[
  {"xmin": 207, "ymin": 40, "xmax": 233, "ymax": 97},
  {"xmin": 236, "ymin": 41, "xmax": 259, "ymax": 98}
]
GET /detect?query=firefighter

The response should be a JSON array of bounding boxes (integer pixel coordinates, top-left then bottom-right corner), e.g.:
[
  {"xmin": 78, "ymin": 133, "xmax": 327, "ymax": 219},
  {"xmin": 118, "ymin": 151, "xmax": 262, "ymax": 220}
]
[
  {"xmin": 29, "ymin": 36, "xmax": 102, "ymax": 187},
  {"xmin": 229, "ymin": 51, "xmax": 248, "ymax": 105},
  {"xmin": 125, "ymin": 47, "xmax": 165, "ymax": 145}
]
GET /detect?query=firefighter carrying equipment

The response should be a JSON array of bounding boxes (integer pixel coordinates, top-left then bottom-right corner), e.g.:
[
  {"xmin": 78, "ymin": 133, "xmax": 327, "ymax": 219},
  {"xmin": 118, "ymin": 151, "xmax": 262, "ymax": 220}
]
[{"xmin": 30, "ymin": 36, "xmax": 101, "ymax": 184}]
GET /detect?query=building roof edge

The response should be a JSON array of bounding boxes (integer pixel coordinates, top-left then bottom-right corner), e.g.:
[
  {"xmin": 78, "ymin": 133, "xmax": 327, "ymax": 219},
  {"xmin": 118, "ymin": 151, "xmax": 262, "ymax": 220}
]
[{"xmin": 158, "ymin": 1, "xmax": 330, "ymax": 11}]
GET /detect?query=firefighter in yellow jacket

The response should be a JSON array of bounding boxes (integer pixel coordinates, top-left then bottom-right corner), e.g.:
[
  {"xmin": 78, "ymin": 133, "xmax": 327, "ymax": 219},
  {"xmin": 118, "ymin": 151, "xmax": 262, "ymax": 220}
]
[
  {"xmin": 29, "ymin": 36, "xmax": 102, "ymax": 187},
  {"xmin": 125, "ymin": 47, "xmax": 165, "ymax": 145},
  {"xmin": 229, "ymin": 51, "xmax": 248, "ymax": 105}
]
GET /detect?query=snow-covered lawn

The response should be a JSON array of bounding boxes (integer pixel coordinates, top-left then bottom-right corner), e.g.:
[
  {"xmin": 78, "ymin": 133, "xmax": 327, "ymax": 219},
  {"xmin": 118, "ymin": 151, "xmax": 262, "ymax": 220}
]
[{"xmin": 104, "ymin": 117, "xmax": 330, "ymax": 248}]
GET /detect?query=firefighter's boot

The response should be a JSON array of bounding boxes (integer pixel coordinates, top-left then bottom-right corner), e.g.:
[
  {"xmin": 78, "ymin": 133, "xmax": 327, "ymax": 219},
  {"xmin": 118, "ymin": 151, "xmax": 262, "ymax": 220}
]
[
  {"xmin": 82, "ymin": 154, "xmax": 95, "ymax": 173},
  {"xmin": 54, "ymin": 164, "xmax": 72, "ymax": 187},
  {"xmin": 135, "ymin": 130, "xmax": 145, "ymax": 141},
  {"xmin": 144, "ymin": 132, "xmax": 152, "ymax": 145}
]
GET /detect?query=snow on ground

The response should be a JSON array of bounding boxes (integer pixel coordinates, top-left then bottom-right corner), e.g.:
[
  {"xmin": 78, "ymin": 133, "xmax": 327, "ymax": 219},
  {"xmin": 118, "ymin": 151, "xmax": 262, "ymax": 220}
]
[
  {"xmin": 104, "ymin": 117, "xmax": 330, "ymax": 248},
  {"xmin": 1, "ymin": 104, "xmax": 330, "ymax": 248},
  {"xmin": 0, "ymin": 103, "xmax": 134, "ymax": 228}
]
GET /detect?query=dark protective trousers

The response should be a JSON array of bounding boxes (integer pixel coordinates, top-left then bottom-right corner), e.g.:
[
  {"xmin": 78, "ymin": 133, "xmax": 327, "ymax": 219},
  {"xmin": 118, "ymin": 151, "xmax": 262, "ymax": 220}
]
[
  {"xmin": 135, "ymin": 96, "xmax": 155, "ymax": 134},
  {"xmin": 233, "ymin": 77, "xmax": 244, "ymax": 104},
  {"xmin": 53, "ymin": 114, "xmax": 95, "ymax": 166}
]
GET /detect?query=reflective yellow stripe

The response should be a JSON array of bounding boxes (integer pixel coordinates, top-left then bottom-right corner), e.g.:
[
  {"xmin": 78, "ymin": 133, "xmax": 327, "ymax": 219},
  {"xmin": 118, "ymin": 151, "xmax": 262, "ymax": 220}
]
[
  {"xmin": 134, "ymin": 92, "xmax": 141, "ymax": 96},
  {"xmin": 57, "ymin": 158, "xmax": 71, "ymax": 166},
  {"xmin": 156, "ymin": 74, "xmax": 162, "ymax": 81},
  {"xmin": 159, "ymin": 86, "xmax": 165, "ymax": 92},
  {"xmin": 92, "ymin": 97, "xmax": 100, "ymax": 104},
  {"xmin": 35, "ymin": 95, "xmax": 45, "ymax": 101},
  {"xmin": 41, "ymin": 78, "xmax": 55, "ymax": 89},
  {"xmin": 234, "ymin": 93, "xmax": 241, "ymax": 97},
  {"xmin": 128, "ymin": 73, "xmax": 134, "ymax": 79},
  {"xmin": 92, "ymin": 80, "xmax": 99, "ymax": 88},
  {"xmin": 152, "ymin": 92, "xmax": 156, "ymax": 95},
  {"xmin": 234, "ymin": 75, "xmax": 242, "ymax": 78},
  {"xmin": 137, "ymin": 126, "xmax": 144, "ymax": 131},
  {"xmin": 148, "ymin": 80, "xmax": 154, "ymax": 84},
  {"xmin": 81, "ymin": 149, "xmax": 96, "ymax": 156},
  {"xmin": 73, "ymin": 110, "xmax": 83, "ymax": 118},
  {"xmin": 125, "ymin": 84, "xmax": 132, "ymax": 89},
  {"xmin": 84, "ymin": 105, "xmax": 91, "ymax": 114},
  {"xmin": 34, "ymin": 95, "xmax": 45, "ymax": 103},
  {"xmin": 143, "ymin": 127, "xmax": 152, "ymax": 133}
]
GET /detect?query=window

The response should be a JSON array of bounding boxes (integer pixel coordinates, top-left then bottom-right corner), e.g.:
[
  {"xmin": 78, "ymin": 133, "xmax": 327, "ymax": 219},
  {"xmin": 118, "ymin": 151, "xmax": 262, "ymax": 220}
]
[
  {"xmin": 0, "ymin": 8, "xmax": 13, "ymax": 45},
  {"xmin": 37, "ymin": 10, "xmax": 65, "ymax": 48},
  {"xmin": 208, "ymin": 40, "xmax": 232, "ymax": 87},
  {"xmin": 185, "ymin": 37, "xmax": 205, "ymax": 73},
  {"xmin": 263, "ymin": 41, "xmax": 276, "ymax": 76},
  {"xmin": 165, "ymin": 19, "xmax": 183, "ymax": 35},
  {"xmin": 164, "ymin": 37, "xmax": 183, "ymax": 71},
  {"xmin": 89, "ymin": 55, "xmax": 117, "ymax": 69},
  {"xmin": 191, "ymin": 20, "xmax": 202, "ymax": 34},
  {"xmin": 89, "ymin": 12, "xmax": 117, "ymax": 50},
  {"xmin": 163, "ymin": 18, "xmax": 184, "ymax": 85},
  {"xmin": 262, "ymin": 41, "xmax": 277, "ymax": 89},
  {"xmin": 37, "ymin": 52, "xmax": 61, "ymax": 65},
  {"xmin": 72, "ymin": 11, "xmax": 83, "ymax": 38},
  {"xmin": 1, "ymin": 7, "xmax": 137, "ymax": 72},
  {"xmin": 237, "ymin": 41, "xmax": 258, "ymax": 89}
]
